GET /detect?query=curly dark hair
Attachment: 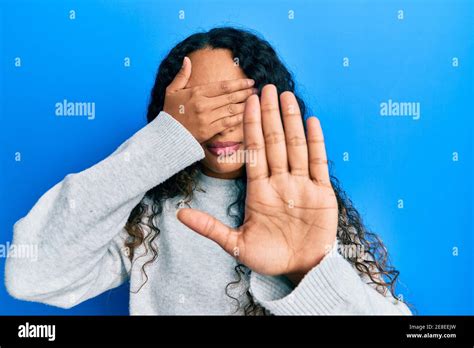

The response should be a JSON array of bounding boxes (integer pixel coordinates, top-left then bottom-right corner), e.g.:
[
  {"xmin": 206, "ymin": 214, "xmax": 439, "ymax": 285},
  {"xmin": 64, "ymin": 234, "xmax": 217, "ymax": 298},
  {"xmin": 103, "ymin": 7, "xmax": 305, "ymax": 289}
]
[{"xmin": 125, "ymin": 26, "xmax": 404, "ymax": 315}]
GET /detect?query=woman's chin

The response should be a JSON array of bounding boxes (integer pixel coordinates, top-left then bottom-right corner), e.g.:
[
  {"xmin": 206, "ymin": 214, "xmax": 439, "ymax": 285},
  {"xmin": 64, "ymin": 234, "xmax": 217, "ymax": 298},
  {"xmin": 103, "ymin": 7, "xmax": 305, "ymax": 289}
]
[{"xmin": 201, "ymin": 157, "xmax": 245, "ymax": 179}]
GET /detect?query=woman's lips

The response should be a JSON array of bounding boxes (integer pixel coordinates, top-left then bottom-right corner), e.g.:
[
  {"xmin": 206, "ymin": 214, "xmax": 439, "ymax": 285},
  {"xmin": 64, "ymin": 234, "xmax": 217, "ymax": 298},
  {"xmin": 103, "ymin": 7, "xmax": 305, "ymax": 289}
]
[{"xmin": 206, "ymin": 141, "xmax": 242, "ymax": 156}]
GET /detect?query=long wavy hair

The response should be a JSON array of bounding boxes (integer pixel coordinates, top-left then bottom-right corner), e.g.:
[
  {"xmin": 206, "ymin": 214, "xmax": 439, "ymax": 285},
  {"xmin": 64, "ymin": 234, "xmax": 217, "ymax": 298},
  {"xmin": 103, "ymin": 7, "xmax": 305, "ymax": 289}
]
[{"xmin": 125, "ymin": 27, "xmax": 404, "ymax": 315}]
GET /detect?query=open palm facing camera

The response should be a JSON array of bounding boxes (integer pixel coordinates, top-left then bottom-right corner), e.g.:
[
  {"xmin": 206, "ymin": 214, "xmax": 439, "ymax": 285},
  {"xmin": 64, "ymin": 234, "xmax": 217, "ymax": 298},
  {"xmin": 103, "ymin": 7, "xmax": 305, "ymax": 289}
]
[{"xmin": 177, "ymin": 84, "xmax": 338, "ymax": 283}]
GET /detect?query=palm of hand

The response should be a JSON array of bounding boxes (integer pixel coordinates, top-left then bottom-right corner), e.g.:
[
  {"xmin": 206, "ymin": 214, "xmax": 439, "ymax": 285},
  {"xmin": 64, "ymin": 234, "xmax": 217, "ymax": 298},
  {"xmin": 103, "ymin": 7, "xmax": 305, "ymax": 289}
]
[{"xmin": 237, "ymin": 174, "xmax": 338, "ymax": 275}]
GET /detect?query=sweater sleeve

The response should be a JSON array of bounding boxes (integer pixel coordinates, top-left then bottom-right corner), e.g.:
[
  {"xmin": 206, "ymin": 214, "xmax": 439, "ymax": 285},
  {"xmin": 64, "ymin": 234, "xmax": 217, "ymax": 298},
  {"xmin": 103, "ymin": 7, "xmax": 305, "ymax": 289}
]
[
  {"xmin": 249, "ymin": 242, "xmax": 412, "ymax": 315},
  {"xmin": 4, "ymin": 111, "xmax": 205, "ymax": 309}
]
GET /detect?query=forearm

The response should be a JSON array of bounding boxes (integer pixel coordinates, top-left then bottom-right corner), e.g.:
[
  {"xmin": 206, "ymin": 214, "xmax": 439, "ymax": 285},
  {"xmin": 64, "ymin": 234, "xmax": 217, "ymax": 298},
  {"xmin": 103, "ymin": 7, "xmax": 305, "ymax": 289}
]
[
  {"xmin": 250, "ymin": 248, "xmax": 412, "ymax": 315},
  {"xmin": 5, "ymin": 111, "xmax": 205, "ymax": 306}
]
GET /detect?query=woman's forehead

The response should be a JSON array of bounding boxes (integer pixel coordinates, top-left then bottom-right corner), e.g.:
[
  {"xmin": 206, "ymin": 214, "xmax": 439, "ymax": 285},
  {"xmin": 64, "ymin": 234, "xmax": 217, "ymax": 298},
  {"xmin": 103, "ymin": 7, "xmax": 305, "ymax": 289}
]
[{"xmin": 185, "ymin": 48, "xmax": 247, "ymax": 88}]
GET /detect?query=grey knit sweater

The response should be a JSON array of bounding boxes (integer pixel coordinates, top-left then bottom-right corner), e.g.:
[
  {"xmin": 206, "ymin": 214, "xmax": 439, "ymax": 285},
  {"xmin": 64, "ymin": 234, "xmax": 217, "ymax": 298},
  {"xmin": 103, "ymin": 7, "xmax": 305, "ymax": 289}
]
[{"xmin": 4, "ymin": 111, "xmax": 411, "ymax": 315}]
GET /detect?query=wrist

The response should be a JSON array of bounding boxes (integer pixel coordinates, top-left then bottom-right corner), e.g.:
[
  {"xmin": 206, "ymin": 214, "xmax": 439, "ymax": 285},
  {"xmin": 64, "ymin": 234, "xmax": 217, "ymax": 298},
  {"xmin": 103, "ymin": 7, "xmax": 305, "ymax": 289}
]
[
  {"xmin": 285, "ymin": 272, "xmax": 307, "ymax": 286},
  {"xmin": 284, "ymin": 245, "xmax": 335, "ymax": 286},
  {"xmin": 284, "ymin": 259, "xmax": 322, "ymax": 286}
]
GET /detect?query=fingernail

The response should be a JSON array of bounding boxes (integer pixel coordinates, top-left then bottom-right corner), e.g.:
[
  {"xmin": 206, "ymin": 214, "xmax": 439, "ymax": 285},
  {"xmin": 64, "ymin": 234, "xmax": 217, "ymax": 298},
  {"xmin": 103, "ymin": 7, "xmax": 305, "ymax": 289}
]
[
  {"xmin": 182, "ymin": 56, "xmax": 188, "ymax": 68},
  {"xmin": 247, "ymin": 79, "xmax": 255, "ymax": 86}
]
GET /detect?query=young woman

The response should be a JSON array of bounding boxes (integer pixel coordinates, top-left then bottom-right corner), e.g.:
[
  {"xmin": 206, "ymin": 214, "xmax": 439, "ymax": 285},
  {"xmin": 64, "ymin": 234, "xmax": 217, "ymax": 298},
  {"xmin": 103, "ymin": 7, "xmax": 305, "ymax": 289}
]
[{"xmin": 5, "ymin": 27, "xmax": 411, "ymax": 315}]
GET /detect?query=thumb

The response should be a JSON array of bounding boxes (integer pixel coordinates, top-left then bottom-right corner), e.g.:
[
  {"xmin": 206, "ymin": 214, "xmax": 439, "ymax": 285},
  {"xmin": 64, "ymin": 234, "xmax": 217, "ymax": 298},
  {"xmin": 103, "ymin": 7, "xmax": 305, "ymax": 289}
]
[
  {"xmin": 167, "ymin": 56, "xmax": 192, "ymax": 92},
  {"xmin": 177, "ymin": 208, "xmax": 241, "ymax": 257}
]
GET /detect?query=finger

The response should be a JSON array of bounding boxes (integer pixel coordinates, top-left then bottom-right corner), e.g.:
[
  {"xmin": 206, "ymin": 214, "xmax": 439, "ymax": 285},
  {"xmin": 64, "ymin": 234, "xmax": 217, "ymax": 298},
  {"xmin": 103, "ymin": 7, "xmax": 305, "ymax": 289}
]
[
  {"xmin": 210, "ymin": 103, "xmax": 246, "ymax": 122},
  {"xmin": 306, "ymin": 117, "xmax": 330, "ymax": 185},
  {"xmin": 177, "ymin": 208, "xmax": 241, "ymax": 257},
  {"xmin": 280, "ymin": 91, "xmax": 309, "ymax": 177},
  {"xmin": 210, "ymin": 113, "xmax": 243, "ymax": 134},
  {"xmin": 261, "ymin": 85, "xmax": 288, "ymax": 175},
  {"xmin": 244, "ymin": 94, "xmax": 268, "ymax": 181},
  {"xmin": 167, "ymin": 56, "xmax": 192, "ymax": 92},
  {"xmin": 197, "ymin": 78, "xmax": 255, "ymax": 97},
  {"xmin": 209, "ymin": 87, "xmax": 258, "ymax": 110}
]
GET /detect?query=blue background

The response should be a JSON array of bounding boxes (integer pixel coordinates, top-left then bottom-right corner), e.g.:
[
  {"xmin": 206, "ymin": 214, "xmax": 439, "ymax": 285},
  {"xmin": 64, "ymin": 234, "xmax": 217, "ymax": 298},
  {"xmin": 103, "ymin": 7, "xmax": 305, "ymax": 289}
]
[{"xmin": 0, "ymin": 0, "xmax": 472, "ymax": 315}]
